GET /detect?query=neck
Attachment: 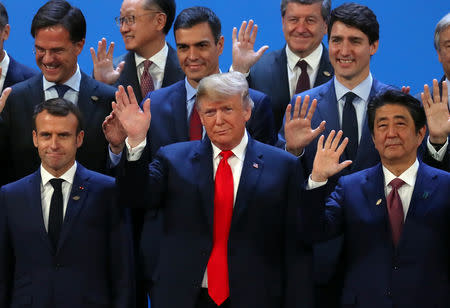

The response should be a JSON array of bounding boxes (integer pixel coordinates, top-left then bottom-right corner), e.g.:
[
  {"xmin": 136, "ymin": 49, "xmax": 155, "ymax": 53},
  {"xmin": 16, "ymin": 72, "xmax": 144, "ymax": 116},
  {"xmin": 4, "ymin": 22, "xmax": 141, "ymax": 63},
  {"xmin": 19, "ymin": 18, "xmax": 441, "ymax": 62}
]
[
  {"xmin": 135, "ymin": 36, "xmax": 165, "ymax": 59},
  {"xmin": 0, "ymin": 49, "xmax": 5, "ymax": 62},
  {"xmin": 335, "ymin": 69, "xmax": 370, "ymax": 90},
  {"xmin": 381, "ymin": 156, "xmax": 416, "ymax": 177}
]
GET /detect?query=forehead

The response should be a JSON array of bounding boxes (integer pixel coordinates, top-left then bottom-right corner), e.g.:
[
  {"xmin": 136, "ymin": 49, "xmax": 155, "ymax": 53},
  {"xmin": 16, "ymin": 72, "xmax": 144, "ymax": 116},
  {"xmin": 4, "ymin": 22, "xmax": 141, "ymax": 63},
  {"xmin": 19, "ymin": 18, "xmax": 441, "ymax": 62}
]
[
  {"xmin": 330, "ymin": 21, "xmax": 369, "ymax": 40},
  {"xmin": 35, "ymin": 110, "xmax": 78, "ymax": 131},
  {"xmin": 439, "ymin": 26, "xmax": 450, "ymax": 43},
  {"xmin": 175, "ymin": 22, "xmax": 215, "ymax": 44},
  {"xmin": 34, "ymin": 25, "xmax": 72, "ymax": 46},
  {"xmin": 284, "ymin": 2, "xmax": 324, "ymax": 18},
  {"xmin": 374, "ymin": 104, "xmax": 413, "ymax": 121},
  {"xmin": 198, "ymin": 93, "xmax": 242, "ymax": 109},
  {"xmin": 120, "ymin": 0, "xmax": 146, "ymax": 13}
]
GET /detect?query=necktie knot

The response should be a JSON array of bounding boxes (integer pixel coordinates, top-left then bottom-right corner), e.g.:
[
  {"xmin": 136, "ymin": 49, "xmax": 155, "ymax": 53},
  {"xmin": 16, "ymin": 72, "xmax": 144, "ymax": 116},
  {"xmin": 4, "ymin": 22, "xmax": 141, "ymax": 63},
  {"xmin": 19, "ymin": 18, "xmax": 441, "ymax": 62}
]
[
  {"xmin": 220, "ymin": 150, "xmax": 233, "ymax": 160},
  {"xmin": 345, "ymin": 92, "xmax": 357, "ymax": 105},
  {"xmin": 389, "ymin": 178, "xmax": 405, "ymax": 190},
  {"xmin": 296, "ymin": 59, "xmax": 308, "ymax": 71},
  {"xmin": 143, "ymin": 59, "xmax": 152, "ymax": 71},
  {"xmin": 54, "ymin": 84, "xmax": 71, "ymax": 98},
  {"xmin": 50, "ymin": 178, "xmax": 64, "ymax": 190}
]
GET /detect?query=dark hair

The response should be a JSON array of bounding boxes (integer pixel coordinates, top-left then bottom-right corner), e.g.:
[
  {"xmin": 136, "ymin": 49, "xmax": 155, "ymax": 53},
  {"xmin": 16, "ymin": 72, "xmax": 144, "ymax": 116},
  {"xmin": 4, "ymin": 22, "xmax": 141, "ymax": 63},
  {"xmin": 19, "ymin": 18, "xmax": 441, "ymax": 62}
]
[
  {"xmin": 31, "ymin": 0, "xmax": 86, "ymax": 43},
  {"xmin": 0, "ymin": 2, "xmax": 8, "ymax": 29},
  {"xmin": 367, "ymin": 90, "xmax": 426, "ymax": 134},
  {"xmin": 33, "ymin": 98, "xmax": 84, "ymax": 133},
  {"xmin": 280, "ymin": 0, "xmax": 331, "ymax": 23},
  {"xmin": 328, "ymin": 3, "xmax": 379, "ymax": 45},
  {"xmin": 143, "ymin": 0, "xmax": 176, "ymax": 35},
  {"xmin": 173, "ymin": 6, "xmax": 221, "ymax": 44}
]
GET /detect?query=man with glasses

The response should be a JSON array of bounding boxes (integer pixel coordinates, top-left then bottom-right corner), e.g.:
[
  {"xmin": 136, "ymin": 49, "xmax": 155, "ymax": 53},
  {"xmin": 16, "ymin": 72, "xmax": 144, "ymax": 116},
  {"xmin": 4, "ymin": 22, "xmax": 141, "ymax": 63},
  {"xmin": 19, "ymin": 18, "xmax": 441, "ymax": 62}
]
[
  {"xmin": 0, "ymin": 0, "xmax": 116, "ymax": 186},
  {"xmin": 91, "ymin": 0, "xmax": 184, "ymax": 103}
]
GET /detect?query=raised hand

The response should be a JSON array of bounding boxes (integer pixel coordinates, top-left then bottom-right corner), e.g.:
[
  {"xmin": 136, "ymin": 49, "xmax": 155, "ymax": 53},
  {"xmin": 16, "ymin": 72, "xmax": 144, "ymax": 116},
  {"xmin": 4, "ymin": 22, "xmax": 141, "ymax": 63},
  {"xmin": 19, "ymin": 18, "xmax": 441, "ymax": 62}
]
[
  {"xmin": 102, "ymin": 111, "xmax": 127, "ymax": 154},
  {"xmin": 0, "ymin": 86, "xmax": 12, "ymax": 114},
  {"xmin": 421, "ymin": 79, "xmax": 450, "ymax": 144},
  {"xmin": 284, "ymin": 95, "xmax": 326, "ymax": 156},
  {"xmin": 311, "ymin": 130, "xmax": 352, "ymax": 182},
  {"xmin": 90, "ymin": 38, "xmax": 124, "ymax": 85},
  {"xmin": 231, "ymin": 20, "xmax": 269, "ymax": 73},
  {"xmin": 401, "ymin": 86, "xmax": 410, "ymax": 94},
  {"xmin": 112, "ymin": 85, "xmax": 151, "ymax": 148}
]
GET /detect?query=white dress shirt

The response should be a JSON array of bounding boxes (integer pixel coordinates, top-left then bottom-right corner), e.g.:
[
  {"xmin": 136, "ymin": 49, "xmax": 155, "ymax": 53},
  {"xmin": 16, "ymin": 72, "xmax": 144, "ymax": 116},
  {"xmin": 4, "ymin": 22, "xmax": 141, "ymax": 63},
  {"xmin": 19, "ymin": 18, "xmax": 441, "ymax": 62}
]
[
  {"xmin": 286, "ymin": 44, "xmax": 323, "ymax": 98},
  {"xmin": 135, "ymin": 43, "xmax": 168, "ymax": 91},
  {"xmin": 0, "ymin": 50, "xmax": 10, "ymax": 92},
  {"xmin": 43, "ymin": 64, "xmax": 81, "ymax": 104},
  {"xmin": 40, "ymin": 162, "xmax": 77, "ymax": 231}
]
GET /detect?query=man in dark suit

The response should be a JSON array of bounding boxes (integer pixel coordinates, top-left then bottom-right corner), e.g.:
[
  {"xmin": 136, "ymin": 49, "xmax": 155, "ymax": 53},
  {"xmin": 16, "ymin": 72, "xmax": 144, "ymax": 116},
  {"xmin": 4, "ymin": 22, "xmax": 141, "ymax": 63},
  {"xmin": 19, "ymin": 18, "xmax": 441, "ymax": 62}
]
[
  {"xmin": 232, "ymin": 0, "xmax": 333, "ymax": 132},
  {"xmin": 0, "ymin": 98, "xmax": 134, "ymax": 308},
  {"xmin": 0, "ymin": 3, "xmax": 37, "ymax": 91},
  {"xmin": 0, "ymin": 0, "xmax": 116, "ymax": 186},
  {"xmin": 113, "ymin": 71, "xmax": 312, "ymax": 308},
  {"xmin": 301, "ymin": 90, "xmax": 450, "ymax": 308},
  {"xmin": 433, "ymin": 13, "xmax": 450, "ymax": 108},
  {"xmin": 91, "ymin": 0, "xmax": 184, "ymax": 103}
]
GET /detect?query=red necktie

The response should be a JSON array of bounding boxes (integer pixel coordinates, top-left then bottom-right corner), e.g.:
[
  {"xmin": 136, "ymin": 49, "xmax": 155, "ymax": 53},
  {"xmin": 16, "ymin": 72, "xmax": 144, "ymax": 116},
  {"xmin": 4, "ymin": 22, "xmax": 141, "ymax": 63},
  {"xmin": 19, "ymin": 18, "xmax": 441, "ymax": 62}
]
[
  {"xmin": 295, "ymin": 60, "xmax": 310, "ymax": 94},
  {"xmin": 140, "ymin": 60, "xmax": 154, "ymax": 98},
  {"xmin": 189, "ymin": 107, "xmax": 202, "ymax": 140},
  {"xmin": 387, "ymin": 178, "xmax": 405, "ymax": 246},
  {"xmin": 208, "ymin": 150, "xmax": 234, "ymax": 305}
]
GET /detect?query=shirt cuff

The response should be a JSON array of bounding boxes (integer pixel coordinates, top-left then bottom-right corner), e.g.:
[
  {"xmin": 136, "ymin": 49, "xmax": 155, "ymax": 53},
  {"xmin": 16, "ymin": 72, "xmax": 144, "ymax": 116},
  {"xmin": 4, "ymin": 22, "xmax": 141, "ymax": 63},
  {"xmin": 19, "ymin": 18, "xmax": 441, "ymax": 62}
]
[
  {"xmin": 229, "ymin": 65, "xmax": 250, "ymax": 77},
  {"xmin": 108, "ymin": 146, "xmax": 122, "ymax": 167},
  {"xmin": 426, "ymin": 136, "xmax": 448, "ymax": 162},
  {"xmin": 306, "ymin": 174, "xmax": 328, "ymax": 190},
  {"xmin": 125, "ymin": 138, "xmax": 147, "ymax": 161}
]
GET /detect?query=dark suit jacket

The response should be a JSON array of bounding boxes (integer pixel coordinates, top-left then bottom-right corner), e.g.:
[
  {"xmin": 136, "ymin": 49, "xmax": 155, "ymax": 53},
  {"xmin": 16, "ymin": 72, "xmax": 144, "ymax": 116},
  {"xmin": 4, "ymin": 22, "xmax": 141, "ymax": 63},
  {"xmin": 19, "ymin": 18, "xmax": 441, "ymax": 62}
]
[
  {"xmin": 113, "ymin": 44, "xmax": 184, "ymax": 103},
  {"xmin": 248, "ymin": 44, "xmax": 334, "ymax": 132},
  {"xmin": 0, "ymin": 164, "xmax": 134, "ymax": 308},
  {"xmin": 3, "ymin": 56, "xmax": 38, "ymax": 90},
  {"xmin": 119, "ymin": 137, "xmax": 313, "ymax": 308},
  {"xmin": 301, "ymin": 163, "xmax": 450, "ymax": 308},
  {"xmin": 0, "ymin": 72, "xmax": 116, "ymax": 186}
]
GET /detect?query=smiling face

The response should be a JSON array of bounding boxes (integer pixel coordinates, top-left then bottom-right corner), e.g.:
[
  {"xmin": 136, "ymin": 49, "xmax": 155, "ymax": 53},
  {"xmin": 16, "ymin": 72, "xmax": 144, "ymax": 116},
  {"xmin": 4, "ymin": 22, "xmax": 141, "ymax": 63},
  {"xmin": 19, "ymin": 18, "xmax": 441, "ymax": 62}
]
[
  {"xmin": 372, "ymin": 104, "xmax": 425, "ymax": 172},
  {"xmin": 33, "ymin": 110, "xmax": 84, "ymax": 177},
  {"xmin": 328, "ymin": 21, "xmax": 378, "ymax": 89},
  {"xmin": 282, "ymin": 2, "xmax": 327, "ymax": 58},
  {"xmin": 175, "ymin": 22, "xmax": 224, "ymax": 88},
  {"xmin": 34, "ymin": 25, "xmax": 84, "ymax": 84},
  {"xmin": 437, "ymin": 25, "xmax": 450, "ymax": 79},
  {"xmin": 198, "ymin": 94, "xmax": 251, "ymax": 151}
]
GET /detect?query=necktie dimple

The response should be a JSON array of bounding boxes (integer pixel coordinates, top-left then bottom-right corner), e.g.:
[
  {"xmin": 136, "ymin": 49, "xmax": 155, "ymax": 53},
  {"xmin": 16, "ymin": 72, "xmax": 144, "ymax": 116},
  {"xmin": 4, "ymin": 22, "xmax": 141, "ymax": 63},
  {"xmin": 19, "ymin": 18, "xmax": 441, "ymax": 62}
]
[
  {"xmin": 48, "ymin": 178, "xmax": 64, "ymax": 251},
  {"xmin": 387, "ymin": 178, "xmax": 405, "ymax": 246},
  {"xmin": 189, "ymin": 105, "xmax": 202, "ymax": 140},
  {"xmin": 54, "ymin": 84, "xmax": 71, "ymax": 98},
  {"xmin": 295, "ymin": 60, "xmax": 310, "ymax": 94},
  {"xmin": 342, "ymin": 92, "xmax": 358, "ymax": 161},
  {"xmin": 140, "ymin": 59, "xmax": 154, "ymax": 98},
  {"xmin": 208, "ymin": 150, "xmax": 234, "ymax": 305}
]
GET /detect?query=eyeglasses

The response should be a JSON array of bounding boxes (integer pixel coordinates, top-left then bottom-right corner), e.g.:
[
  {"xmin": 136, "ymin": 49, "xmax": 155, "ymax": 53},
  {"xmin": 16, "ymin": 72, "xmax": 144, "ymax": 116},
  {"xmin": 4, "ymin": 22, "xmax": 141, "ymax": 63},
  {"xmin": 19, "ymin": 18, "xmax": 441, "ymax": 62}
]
[{"xmin": 115, "ymin": 10, "xmax": 163, "ymax": 27}]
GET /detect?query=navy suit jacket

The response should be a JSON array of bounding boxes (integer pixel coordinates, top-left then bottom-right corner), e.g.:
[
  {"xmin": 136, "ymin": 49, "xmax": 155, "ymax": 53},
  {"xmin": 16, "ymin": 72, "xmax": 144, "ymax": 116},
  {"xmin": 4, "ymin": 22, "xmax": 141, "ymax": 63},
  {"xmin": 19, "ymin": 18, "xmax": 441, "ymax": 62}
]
[
  {"xmin": 248, "ymin": 44, "xmax": 334, "ymax": 132},
  {"xmin": 0, "ymin": 72, "xmax": 116, "ymax": 186},
  {"xmin": 0, "ymin": 164, "xmax": 134, "ymax": 308},
  {"xmin": 119, "ymin": 137, "xmax": 313, "ymax": 308},
  {"xmin": 113, "ymin": 44, "xmax": 184, "ymax": 103},
  {"xmin": 301, "ymin": 163, "xmax": 450, "ymax": 308},
  {"xmin": 3, "ymin": 56, "xmax": 37, "ymax": 90}
]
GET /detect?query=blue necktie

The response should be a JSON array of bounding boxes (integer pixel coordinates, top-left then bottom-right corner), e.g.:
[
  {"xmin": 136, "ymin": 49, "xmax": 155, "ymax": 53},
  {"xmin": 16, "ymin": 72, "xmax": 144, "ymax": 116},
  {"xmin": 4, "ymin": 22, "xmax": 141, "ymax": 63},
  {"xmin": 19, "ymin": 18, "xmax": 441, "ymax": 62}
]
[
  {"xmin": 342, "ymin": 92, "xmax": 358, "ymax": 161},
  {"xmin": 54, "ymin": 84, "xmax": 71, "ymax": 98},
  {"xmin": 48, "ymin": 178, "xmax": 64, "ymax": 251}
]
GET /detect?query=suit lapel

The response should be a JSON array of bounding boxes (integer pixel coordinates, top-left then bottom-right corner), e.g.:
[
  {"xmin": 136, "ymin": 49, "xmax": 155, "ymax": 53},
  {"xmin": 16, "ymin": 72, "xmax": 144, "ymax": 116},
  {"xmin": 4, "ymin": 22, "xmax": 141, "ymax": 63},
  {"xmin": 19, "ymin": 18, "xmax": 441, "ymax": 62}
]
[
  {"xmin": 121, "ymin": 52, "xmax": 143, "ymax": 103},
  {"xmin": 27, "ymin": 74, "xmax": 45, "ymax": 104},
  {"xmin": 273, "ymin": 48, "xmax": 290, "ymax": 104},
  {"xmin": 171, "ymin": 81, "xmax": 189, "ymax": 141},
  {"xmin": 162, "ymin": 45, "xmax": 184, "ymax": 87},
  {"xmin": 314, "ymin": 45, "xmax": 334, "ymax": 87},
  {"xmin": 77, "ymin": 72, "xmax": 99, "ymax": 127},
  {"xmin": 316, "ymin": 80, "xmax": 340, "ymax": 134}
]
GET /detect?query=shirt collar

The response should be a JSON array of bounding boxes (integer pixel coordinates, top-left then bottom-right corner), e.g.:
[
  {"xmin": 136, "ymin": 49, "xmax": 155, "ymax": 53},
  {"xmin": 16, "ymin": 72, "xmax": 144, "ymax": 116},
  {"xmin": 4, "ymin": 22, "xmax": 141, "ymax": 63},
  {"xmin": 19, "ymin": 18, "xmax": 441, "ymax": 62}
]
[
  {"xmin": 0, "ymin": 50, "xmax": 10, "ymax": 77},
  {"xmin": 134, "ymin": 42, "xmax": 168, "ymax": 70},
  {"xmin": 40, "ymin": 161, "xmax": 77, "ymax": 186},
  {"xmin": 43, "ymin": 64, "xmax": 81, "ymax": 92},
  {"xmin": 286, "ymin": 43, "xmax": 323, "ymax": 72},
  {"xmin": 184, "ymin": 77, "xmax": 197, "ymax": 101},
  {"xmin": 334, "ymin": 73, "xmax": 373, "ymax": 102},
  {"xmin": 382, "ymin": 159, "xmax": 419, "ymax": 188},
  {"xmin": 212, "ymin": 130, "xmax": 248, "ymax": 162}
]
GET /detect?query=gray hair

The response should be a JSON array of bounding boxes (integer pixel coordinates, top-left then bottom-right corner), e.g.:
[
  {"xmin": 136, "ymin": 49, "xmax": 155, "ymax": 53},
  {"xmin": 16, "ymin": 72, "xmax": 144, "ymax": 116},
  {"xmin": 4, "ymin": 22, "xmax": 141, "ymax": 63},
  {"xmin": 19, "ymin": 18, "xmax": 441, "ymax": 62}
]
[
  {"xmin": 280, "ymin": 0, "xmax": 331, "ymax": 23},
  {"xmin": 434, "ymin": 13, "xmax": 450, "ymax": 51},
  {"xmin": 196, "ymin": 72, "xmax": 254, "ymax": 110}
]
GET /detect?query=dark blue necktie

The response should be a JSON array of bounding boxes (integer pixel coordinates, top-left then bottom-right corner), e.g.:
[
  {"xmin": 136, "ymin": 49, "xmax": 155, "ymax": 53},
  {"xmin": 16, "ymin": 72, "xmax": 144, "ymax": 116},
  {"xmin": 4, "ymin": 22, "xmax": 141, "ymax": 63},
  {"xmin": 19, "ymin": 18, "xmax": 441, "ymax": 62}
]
[
  {"xmin": 54, "ymin": 84, "xmax": 71, "ymax": 98},
  {"xmin": 342, "ymin": 92, "xmax": 358, "ymax": 161},
  {"xmin": 48, "ymin": 178, "xmax": 64, "ymax": 251}
]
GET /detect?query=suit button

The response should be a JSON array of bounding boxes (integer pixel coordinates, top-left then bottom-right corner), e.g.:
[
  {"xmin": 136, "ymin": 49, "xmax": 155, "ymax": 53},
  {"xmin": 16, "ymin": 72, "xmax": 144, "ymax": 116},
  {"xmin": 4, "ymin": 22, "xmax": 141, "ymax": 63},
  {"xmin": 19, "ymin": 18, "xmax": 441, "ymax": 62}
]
[
  {"xmin": 386, "ymin": 290, "xmax": 392, "ymax": 297},
  {"xmin": 393, "ymin": 266, "xmax": 399, "ymax": 270},
  {"xmin": 55, "ymin": 264, "xmax": 61, "ymax": 270}
]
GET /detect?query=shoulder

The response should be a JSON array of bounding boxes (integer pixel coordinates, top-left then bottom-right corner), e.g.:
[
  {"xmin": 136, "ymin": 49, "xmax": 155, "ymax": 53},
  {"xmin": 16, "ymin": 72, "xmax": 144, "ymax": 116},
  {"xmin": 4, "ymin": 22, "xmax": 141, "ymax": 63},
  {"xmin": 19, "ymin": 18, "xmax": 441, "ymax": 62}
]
[
  {"xmin": 8, "ymin": 56, "xmax": 38, "ymax": 79},
  {"xmin": 420, "ymin": 163, "xmax": 450, "ymax": 181},
  {"xmin": 149, "ymin": 80, "xmax": 184, "ymax": 100},
  {"xmin": 250, "ymin": 138, "xmax": 298, "ymax": 164},
  {"xmin": 81, "ymin": 72, "xmax": 116, "ymax": 96},
  {"xmin": 293, "ymin": 79, "xmax": 334, "ymax": 100},
  {"xmin": 0, "ymin": 172, "xmax": 36, "ymax": 194},
  {"xmin": 372, "ymin": 79, "xmax": 397, "ymax": 93},
  {"xmin": 9, "ymin": 74, "xmax": 41, "ymax": 94},
  {"xmin": 78, "ymin": 165, "xmax": 115, "ymax": 189},
  {"xmin": 248, "ymin": 88, "xmax": 268, "ymax": 101},
  {"xmin": 113, "ymin": 51, "xmax": 132, "ymax": 67}
]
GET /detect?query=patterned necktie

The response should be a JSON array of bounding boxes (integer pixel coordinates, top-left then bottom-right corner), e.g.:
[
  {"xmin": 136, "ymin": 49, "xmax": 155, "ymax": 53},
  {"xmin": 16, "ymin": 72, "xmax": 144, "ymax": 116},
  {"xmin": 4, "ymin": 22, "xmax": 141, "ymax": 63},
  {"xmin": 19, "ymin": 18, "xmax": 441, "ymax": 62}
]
[
  {"xmin": 342, "ymin": 92, "xmax": 358, "ymax": 161},
  {"xmin": 189, "ymin": 106, "xmax": 202, "ymax": 140},
  {"xmin": 54, "ymin": 84, "xmax": 71, "ymax": 98},
  {"xmin": 387, "ymin": 178, "xmax": 405, "ymax": 246},
  {"xmin": 208, "ymin": 150, "xmax": 234, "ymax": 305},
  {"xmin": 295, "ymin": 60, "xmax": 310, "ymax": 94},
  {"xmin": 140, "ymin": 59, "xmax": 154, "ymax": 98},
  {"xmin": 48, "ymin": 178, "xmax": 64, "ymax": 251}
]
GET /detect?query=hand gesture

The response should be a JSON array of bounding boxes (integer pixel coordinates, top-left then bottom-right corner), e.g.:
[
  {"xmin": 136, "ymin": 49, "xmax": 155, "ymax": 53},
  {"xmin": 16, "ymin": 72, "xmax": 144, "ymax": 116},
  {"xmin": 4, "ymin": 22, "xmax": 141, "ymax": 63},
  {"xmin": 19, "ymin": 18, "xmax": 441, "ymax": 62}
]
[
  {"xmin": 401, "ymin": 86, "xmax": 410, "ymax": 94},
  {"xmin": 421, "ymin": 79, "xmax": 450, "ymax": 144},
  {"xmin": 90, "ymin": 38, "xmax": 124, "ymax": 85},
  {"xmin": 284, "ymin": 95, "xmax": 326, "ymax": 156},
  {"xmin": 231, "ymin": 20, "xmax": 269, "ymax": 73},
  {"xmin": 102, "ymin": 111, "xmax": 127, "ymax": 154},
  {"xmin": 0, "ymin": 85, "xmax": 12, "ymax": 114},
  {"xmin": 112, "ymin": 85, "xmax": 151, "ymax": 148},
  {"xmin": 311, "ymin": 130, "xmax": 352, "ymax": 182}
]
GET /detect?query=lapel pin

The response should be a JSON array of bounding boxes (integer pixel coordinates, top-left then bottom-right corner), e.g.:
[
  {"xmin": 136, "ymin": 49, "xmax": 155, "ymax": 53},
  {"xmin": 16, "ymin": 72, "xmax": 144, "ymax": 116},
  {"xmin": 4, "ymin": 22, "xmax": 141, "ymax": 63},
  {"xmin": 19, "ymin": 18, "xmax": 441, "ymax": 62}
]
[
  {"xmin": 422, "ymin": 192, "xmax": 429, "ymax": 199},
  {"xmin": 323, "ymin": 71, "xmax": 331, "ymax": 77},
  {"xmin": 79, "ymin": 186, "xmax": 84, "ymax": 190},
  {"xmin": 252, "ymin": 163, "xmax": 259, "ymax": 169},
  {"xmin": 91, "ymin": 96, "xmax": 99, "ymax": 101},
  {"xmin": 376, "ymin": 199, "xmax": 382, "ymax": 206},
  {"xmin": 72, "ymin": 195, "xmax": 80, "ymax": 201}
]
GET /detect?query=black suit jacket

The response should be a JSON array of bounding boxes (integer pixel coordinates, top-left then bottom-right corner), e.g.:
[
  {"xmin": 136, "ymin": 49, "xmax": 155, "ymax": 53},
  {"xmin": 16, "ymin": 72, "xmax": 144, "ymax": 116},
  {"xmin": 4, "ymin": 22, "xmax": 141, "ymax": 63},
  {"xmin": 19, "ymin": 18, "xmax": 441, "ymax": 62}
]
[
  {"xmin": 3, "ymin": 56, "xmax": 37, "ymax": 90},
  {"xmin": 248, "ymin": 44, "xmax": 334, "ymax": 132},
  {"xmin": 0, "ymin": 72, "xmax": 116, "ymax": 186},
  {"xmin": 113, "ymin": 44, "xmax": 184, "ymax": 103}
]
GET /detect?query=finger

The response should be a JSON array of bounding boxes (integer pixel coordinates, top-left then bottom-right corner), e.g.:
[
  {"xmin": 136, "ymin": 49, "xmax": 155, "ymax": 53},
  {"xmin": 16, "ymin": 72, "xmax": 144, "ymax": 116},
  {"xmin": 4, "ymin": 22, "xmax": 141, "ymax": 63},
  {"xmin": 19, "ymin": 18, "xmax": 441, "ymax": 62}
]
[
  {"xmin": 401, "ymin": 86, "xmax": 410, "ymax": 94},
  {"xmin": 299, "ymin": 95, "xmax": 310, "ymax": 119},
  {"xmin": 324, "ymin": 130, "xmax": 336, "ymax": 149},
  {"xmin": 311, "ymin": 120, "xmax": 326, "ymax": 138},
  {"xmin": 106, "ymin": 41, "xmax": 115, "ymax": 59},
  {"xmin": 293, "ymin": 96, "xmax": 301, "ymax": 119},
  {"xmin": 255, "ymin": 45, "xmax": 269, "ymax": 58},
  {"xmin": 306, "ymin": 98, "xmax": 318, "ymax": 120},
  {"xmin": 116, "ymin": 61, "xmax": 125, "ymax": 74},
  {"xmin": 442, "ymin": 81, "xmax": 448, "ymax": 105},
  {"xmin": 98, "ymin": 38, "xmax": 106, "ymax": 58},
  {"xmin": 89, "ymin": 47, "xmax": 97, "ymax": 64},
  {"xmin": 232, "ymin": 27, "xmax": 238, "ymax": 43},
  {"xmin": 432, "ymin": 79, "xmax": 440, "ymax": 103},
  {"xmin": 249, "ymin": 23, "xmax": 258, "ymax": 45},
  {"xmin": 143, "ymin": 98, "xmax": 151, "ymax": 116},
  {"xmin": 336, "ymin": 160, "xmax": 353, "ymax": 172},
  {"xmin": 285, "ymin": 103, "xmax": 292, "ymax": 124},
  {"xmin": 126, "ymin": 85, "xmax": 139, "ymax": 106},
  {"xmin": 422, "ymin": 84, "xmax": 431, "ymax": 108},
  {"xmin": 330, "ymin": 130, "xmax": 343, "ymax": 151},
  {"xmin": 336, "ymin": 136, "xmax": 348, "ymax": 156},
  {"xmin": 421, "ymin": 92, "xmax": 429, "ymax": 112},
  {"xmin": 316, "ymin": 134, "xmax": 325, "ymax": 151},
  {"xmin": 244, "ymin": 20, "xmax": 254, "ymax": 43},
  {"xmin": 238, "ymin": 20, "xmax": 247, "ymax": 42},
  {"xmin": 0, "ymin": 87, "xmax": 12, "ymax": 113}
]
